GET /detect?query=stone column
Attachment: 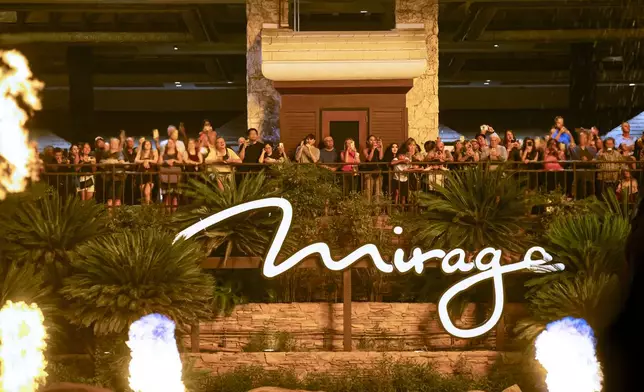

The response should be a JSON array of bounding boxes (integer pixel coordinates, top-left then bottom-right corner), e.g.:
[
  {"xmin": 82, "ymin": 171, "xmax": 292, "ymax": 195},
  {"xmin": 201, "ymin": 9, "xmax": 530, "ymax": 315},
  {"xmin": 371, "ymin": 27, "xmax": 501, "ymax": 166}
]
[
  {"xmin": 396, "ymin": 0, "xmax": 439, "ymax": 142},
  {"xmin": 247, "ymin": 0, "xmax": 287, "ymax": 142}
]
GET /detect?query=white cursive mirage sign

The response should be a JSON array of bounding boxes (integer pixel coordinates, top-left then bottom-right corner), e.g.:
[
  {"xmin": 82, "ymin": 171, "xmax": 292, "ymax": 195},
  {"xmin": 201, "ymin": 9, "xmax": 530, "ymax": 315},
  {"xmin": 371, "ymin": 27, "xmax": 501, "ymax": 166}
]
[{"xmin": 174, "ymin": 197, "xmax": 564, "ymax": 339}]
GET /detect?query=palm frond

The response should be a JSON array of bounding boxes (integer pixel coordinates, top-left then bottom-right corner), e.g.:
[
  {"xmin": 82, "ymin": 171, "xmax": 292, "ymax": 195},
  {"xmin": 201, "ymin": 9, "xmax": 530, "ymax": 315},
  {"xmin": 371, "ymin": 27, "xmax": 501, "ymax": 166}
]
[
  {"xmin": 411, "ymin": 167, "xmax": 535, "ymax": 254},
  {"xmin": 173, "ymin": 173, "xmax": 282, "ymax": 260},
  {"xmin": 61, "ymin": 229, "xmax": 215, "ymax": 336},
  {"xmin": 0, "ymin": 194, "xmax": 109, "ymax": 287}
]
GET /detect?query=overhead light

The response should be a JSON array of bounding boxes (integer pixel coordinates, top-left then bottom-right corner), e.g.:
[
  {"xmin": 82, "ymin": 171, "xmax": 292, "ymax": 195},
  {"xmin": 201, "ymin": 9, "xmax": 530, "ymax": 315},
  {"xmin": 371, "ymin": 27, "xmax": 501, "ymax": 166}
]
[
  {"xmin": 486, "ymin": 79, "xmax": 491, "ymax": 82},
  {"xmin": 173, "ymin": 45, "xmax": 179, "ymax": 51},
  {"xmin": 629, "ymin": 83, "xmax": 636, "ymax": 87},
  {"xmin": 603, "ymin": 56, "xmax": 623, "ymax": 62},
  {"xmin": 360, "ymin": 10, "xmax": 368, "ymax": 14},
  {"xmin": 175, "ymin": 84, "xmax": 182, "ymax": 88},
  {"xmin": 174, "ymin": 81, "xmax": 181, "ymax": 85},
  {"xmin": 493, "ymin": 44, "xmax": 499, "ymax": 48},
  {"xmin": 227, "ymin": 81, "xmax": 233, "ymax": 84},
  {"xmin": 483, "ymin": 82, "xmax": 490, "ymax": 85}
]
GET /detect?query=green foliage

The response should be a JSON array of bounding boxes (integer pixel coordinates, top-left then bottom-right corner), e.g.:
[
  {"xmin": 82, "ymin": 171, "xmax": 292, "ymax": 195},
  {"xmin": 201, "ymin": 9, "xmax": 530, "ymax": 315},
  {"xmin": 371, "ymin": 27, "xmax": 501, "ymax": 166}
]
[
  {"xmin": 519, "ymin": 199, "xmax": 631, "ymax": 341},
  {"xmin": 242, "ymin": 330, "xmax": 297, "ymax": 352},
  {"xmin": 186, "ymin": 358, "xmax": 531, "ymax": 392},
  {"xmin": 0, "ymin": 194, "xmax": 109, "ymax": 287},
  {"xmin": 61, "ymin": 229, "xmax": 215, "ymax": 335},
  {"xmin": 175, "ymin": 173, "xmax": 281, "ymax": 262},
  {"xmin": 0, "ymin": 260, "xmax": 52, "ymax": 313},
  {"xmin": 269, "ymin": 163, "xmax": 342, "ymax": 218},
  {"xmin": 211, "ymin": 279, "xmax": 246, "ymax": 316},
  {"xmin": 107, "ymin": 204, "xmax": 175, "ymax": 233},
  {"xmin": 410, "ymin": 167, "xmax": 535, "ymax": 254}
]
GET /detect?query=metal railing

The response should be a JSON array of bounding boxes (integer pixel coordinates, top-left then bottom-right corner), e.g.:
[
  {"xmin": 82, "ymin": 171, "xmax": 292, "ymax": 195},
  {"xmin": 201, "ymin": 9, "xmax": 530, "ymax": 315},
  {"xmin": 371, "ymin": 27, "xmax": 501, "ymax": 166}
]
[{"xmin": 39, "ymin": 160, "xmax": 641, "ymax": 210}]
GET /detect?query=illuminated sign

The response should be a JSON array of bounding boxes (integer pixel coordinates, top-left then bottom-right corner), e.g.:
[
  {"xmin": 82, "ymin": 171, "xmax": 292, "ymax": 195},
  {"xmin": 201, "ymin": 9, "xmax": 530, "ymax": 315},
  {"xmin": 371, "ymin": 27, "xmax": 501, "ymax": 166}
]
[{"xmin": 174, "ymin": 197, "xmax": 564, "ymax": 339}]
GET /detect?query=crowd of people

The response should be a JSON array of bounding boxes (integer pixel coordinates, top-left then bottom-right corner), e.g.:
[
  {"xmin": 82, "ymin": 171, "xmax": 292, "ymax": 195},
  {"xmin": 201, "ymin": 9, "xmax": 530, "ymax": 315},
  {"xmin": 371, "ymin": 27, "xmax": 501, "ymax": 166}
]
[{"xmin": 37, "ymin": 115, "xmax": 641, "ymax": 210}]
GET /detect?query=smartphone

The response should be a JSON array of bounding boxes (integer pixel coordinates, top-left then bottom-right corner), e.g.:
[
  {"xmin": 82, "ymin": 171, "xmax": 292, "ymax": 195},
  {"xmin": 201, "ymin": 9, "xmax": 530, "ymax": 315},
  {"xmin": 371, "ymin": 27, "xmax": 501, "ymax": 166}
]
[
  {"xmin": 152, "ymin": 129, "xmax": 159, "ymax": 139},
  {"xmin": 279, "ymin": 142, "xmax": 284, "ymax": 149},
  {"xmin": 459, "ymin": 135, "xmax": 465, "ymax": 142}
]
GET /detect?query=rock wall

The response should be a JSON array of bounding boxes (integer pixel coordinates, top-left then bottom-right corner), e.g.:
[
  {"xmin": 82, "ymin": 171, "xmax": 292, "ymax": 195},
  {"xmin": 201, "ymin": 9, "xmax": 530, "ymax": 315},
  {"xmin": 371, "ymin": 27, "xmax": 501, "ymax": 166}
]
[
  {"xmin": 395, "ymin": 0, "xmax": 440, "ymax": 142},
  {"xmin": 187, "ymin": 303, "xmax": 526, "ymax": 352},
  {"xmin": 188, "ymin": 351, "xmax": 522, "ymax": 377},
  {"xmin": 247, "ymin": 0, "xmax": 283, "ymax": 142}
]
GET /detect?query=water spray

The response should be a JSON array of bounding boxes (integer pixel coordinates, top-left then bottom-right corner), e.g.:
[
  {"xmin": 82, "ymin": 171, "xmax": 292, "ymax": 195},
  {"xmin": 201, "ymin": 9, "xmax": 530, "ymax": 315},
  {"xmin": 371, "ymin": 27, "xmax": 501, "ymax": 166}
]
[
  {"xmin": 127, "ymin": 313, "xmax": 185, "ymax": 392},
  {"xmin": 535, "ymin": 317, "xmax": 602, "ymax": 392},
  {"xmin": 0, "ymin": 300, "xmax": 48, "ymax": 392}
]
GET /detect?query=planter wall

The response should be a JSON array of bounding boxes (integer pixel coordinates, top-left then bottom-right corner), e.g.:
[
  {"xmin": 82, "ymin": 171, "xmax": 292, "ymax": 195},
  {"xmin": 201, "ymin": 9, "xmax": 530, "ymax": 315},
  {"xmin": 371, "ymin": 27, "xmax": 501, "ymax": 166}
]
[
  {"xmin": 185, "ymin": 302, "xmax": 527, "ymax": 352},
  {"xmin": 187, "ymin": 351, "xmax": 523, "ymax": 377}
]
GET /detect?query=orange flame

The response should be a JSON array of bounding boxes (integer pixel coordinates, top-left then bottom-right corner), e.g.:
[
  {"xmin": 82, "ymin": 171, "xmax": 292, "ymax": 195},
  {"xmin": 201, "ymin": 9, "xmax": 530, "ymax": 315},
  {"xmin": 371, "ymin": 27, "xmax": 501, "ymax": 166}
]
[{"xmin": 0, "ymin": 50, "xmax": 43, "ymax": 200}]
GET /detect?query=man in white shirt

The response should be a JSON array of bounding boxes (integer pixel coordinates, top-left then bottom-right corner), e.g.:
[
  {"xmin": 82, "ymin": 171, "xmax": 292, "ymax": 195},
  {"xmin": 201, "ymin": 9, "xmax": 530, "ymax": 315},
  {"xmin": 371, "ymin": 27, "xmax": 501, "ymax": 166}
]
[{"xmin": 481, "ymin": 133, "xmax": 507, "ymax": 167}]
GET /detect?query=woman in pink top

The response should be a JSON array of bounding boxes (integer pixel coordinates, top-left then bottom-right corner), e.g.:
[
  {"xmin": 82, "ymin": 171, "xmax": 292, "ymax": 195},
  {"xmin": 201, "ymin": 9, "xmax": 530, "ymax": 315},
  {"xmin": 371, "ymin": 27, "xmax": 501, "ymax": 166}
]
[
  {"xmin": 340, "ymin": 138, "xmax": 360, "ymax": 194},
  {"xmin": 543, "ymin": 138, "xmax": 565, "ymax": 192}
]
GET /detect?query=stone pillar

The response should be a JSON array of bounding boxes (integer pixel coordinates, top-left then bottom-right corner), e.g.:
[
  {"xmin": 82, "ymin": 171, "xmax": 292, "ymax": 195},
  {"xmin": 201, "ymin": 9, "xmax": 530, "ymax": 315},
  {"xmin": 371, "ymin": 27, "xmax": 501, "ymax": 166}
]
[
  {"xmin": 569, "ymin": 43, "xmax": 597, "ymax": 126},
  {"xmin": 395, "ymin": 0, "xmax": 439, "ymax": 142},
  {"xmin": 247, "ymin": 0, "xmax": 287, "ymax": 142},
  {"xmin": 66, "ymin": 46, "xmax": 94, "ymax": 141}
]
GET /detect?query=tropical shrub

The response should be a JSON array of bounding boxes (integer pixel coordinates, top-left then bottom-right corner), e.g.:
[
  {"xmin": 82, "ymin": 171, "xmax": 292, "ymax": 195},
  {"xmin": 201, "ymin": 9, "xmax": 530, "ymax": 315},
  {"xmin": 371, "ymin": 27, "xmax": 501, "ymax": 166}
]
[
  {"xmin": 175, "ymin": 173, "xmax": 283, "ymax": 262},
  {"xmin": 61, "ymin": 228, "xmax": 215, "ymax": 336}
]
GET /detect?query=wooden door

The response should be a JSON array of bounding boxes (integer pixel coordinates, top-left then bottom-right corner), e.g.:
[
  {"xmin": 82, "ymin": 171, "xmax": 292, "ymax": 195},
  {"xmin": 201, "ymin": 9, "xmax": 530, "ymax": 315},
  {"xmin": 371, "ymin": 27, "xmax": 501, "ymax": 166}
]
[{"xmin": 321, "ymin": 110, "xmax": 368, "ymax": 151}]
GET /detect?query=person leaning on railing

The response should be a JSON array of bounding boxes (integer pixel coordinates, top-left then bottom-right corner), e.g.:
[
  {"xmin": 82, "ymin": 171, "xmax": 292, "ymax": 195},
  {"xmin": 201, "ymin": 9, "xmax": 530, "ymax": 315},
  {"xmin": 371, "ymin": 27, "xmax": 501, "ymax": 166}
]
[
  {"xmin": 101, "ymin": 137, "xmax": 127, "ymax": 209},
  {"xmin": 158, "ymin": 139, "xmax": 183, "ymax": 213},
  {"xmin": 340, "ymin": 138, "xmax": 360, "ymax": 194},
  {"xmin": 204, "ymin": 136, "xmax": 241, "ymax": 189},
  {"xmin": 259, "ymin": 142, "xmax": 289, "ymax": 164},
  {"xmin": 569, "ymin": 130, "xmax": 597, "ymax": 198},
  {"xmin": 596, "ymin": 137, "xmax": 624, "ymax": 197},
  {"xmin": 362, "ymin": 135, "xmax": 384, "ymax": 203},
  {"xmin": 135, "ymin": 139, "xmax": 158, "ymax": 205}
]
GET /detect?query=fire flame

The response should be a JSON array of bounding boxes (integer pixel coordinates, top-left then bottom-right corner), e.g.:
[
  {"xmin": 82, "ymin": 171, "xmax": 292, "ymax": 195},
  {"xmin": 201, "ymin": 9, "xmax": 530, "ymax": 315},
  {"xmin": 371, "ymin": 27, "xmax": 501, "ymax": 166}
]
[
  {"xmin": 535, "ymin": 317, "xmax": 602, "ymax": 392},
  {"xmin": 0, "ymin": 301, "xmax": 48, "ymax": 392},
  {"xmin": 127, "ymin": 314, "xmax": 185, "ymax": 392},
  {"xmin": 0, "ymin": 50, "xmax": 43, "ymax": 200}
]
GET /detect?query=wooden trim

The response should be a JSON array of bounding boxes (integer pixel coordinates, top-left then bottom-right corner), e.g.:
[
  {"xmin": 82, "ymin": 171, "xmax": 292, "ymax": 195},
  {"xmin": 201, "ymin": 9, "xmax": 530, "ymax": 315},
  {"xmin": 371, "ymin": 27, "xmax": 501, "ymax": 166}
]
[{"xmin": 274, "ymin": 79, "xmax": 414, "ymax": 95}]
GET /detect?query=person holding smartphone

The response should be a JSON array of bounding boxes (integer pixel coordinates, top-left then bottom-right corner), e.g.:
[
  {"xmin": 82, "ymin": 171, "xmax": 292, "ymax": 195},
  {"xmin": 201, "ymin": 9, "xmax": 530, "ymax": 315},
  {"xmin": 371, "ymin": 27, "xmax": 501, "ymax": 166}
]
[
  {"xmin": 239, "ymin": 128, "xmax": 265, "ymax": 172},
  {"xmin": 550, "ymin": 116, "xmax": 573, "ymax": 147},
  {"xmin": 295, "ymin": 133, "xmax": 320, "ymax": 164}
]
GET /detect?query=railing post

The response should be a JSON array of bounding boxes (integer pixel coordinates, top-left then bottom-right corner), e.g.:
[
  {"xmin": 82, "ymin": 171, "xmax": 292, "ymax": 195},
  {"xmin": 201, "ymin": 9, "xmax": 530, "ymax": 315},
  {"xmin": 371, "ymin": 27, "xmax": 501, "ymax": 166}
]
[{"xmin": 343, "ymin": 268, "xmax": 352, "ymax": 352}]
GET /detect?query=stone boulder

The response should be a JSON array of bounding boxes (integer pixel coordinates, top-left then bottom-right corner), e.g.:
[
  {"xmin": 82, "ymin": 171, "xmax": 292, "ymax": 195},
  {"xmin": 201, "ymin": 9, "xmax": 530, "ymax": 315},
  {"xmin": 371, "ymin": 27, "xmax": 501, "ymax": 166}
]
[
  {"xmin": 247, "ymin": 388, "xmax": 323, "ymax": 392},
  {"xmin": 502, "ymin": 385, "xmax": 522, "ymax": 392},
  {"xmin": 42, "ymin": 383, "xmax": 113, "ymax": 392}
]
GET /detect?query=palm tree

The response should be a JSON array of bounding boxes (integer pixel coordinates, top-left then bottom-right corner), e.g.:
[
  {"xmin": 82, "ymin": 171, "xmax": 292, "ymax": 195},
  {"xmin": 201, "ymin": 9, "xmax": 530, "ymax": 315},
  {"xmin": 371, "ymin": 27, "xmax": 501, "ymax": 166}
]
[
  {"xmin": 409, "ymin": 167, "xmax": 536, "ymax": 254},
  {"xmin": 60, "ymin": 228, "xmax": 215, "ymax": 336},
  {"xmin": 517, "ymin": 202, "xmax": 630, "ymax": 341},
  {"xmin": 174, "ymin": 172, "xmax": 283, "ymax": 263},
  {"xmin": 0, "ymin": 194, "xmax": 109, "ymax": 288},
  {"xmin": 0, "ymin": 260, "xmax": 53, "ymax": 316}
]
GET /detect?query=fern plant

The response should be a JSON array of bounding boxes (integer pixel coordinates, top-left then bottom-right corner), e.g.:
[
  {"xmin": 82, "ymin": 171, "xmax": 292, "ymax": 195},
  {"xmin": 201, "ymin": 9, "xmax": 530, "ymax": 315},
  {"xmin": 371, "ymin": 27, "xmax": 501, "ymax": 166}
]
[
  {"xmin": 174, "ymin": 172, "xmax": 283, "ymax": 263},
  {"xmin": 0, "ymin": 194, "xmax": 109, "ymax": 288},
  {"xmin": 61, "ymin": 228, "xmax": 215, "ymax": 336}
]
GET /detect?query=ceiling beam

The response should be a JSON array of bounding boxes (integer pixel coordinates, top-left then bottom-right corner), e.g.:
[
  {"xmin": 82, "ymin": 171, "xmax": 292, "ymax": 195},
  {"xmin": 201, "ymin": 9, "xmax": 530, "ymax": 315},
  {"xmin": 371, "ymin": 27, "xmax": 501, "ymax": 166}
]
[
  {"xmin": 0, "ymin": 4, "xmax": 188, "ymax": 12},
  {"xmin": 182, "ymin": 9, "xmax": 209, "ymax": 41},
  {"xmin": 94, "ymin": 39, "xmax": 245, "ymax": 56},
  {"xmin": 10, "ymin": 0, "xmax": 244, "ymax": 4},
  {"xmin": 40, "ymin": 73, "xmax": 220, "ymax": 87},
  {"xmin": 0, "ymin": 32, "xmax": 193, "ymax": 45},
  {"xmin": 442, "ymin": 70, "xmax": 644, "ymax": 83},
  {"xmin": 479, "ymin": 28, "xmax": 644, "ymax": 42},
  {"xmin": 439, "ymin": 41, "xmax": 568, "ymax": 54},
  {"xmin": 452, "ymin": 5, "xmax": 497, "ymax": 42}
]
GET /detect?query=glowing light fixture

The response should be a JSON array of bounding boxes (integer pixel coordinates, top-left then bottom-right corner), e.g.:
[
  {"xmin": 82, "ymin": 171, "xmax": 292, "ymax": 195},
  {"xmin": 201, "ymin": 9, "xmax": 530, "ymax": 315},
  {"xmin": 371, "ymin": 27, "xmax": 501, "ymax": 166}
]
[
  {"xmin": 535, "ymin": 317, "xmax": 602, "ymax": 392},
  {"xmin": 0, "ymin": 301, "xmax": 48, "ymax": 392},
  {"xmin": 629, "ymin": 83, "xmax": 636, "ymax": 87},
  {"xmin": 0, "ymin": 50, "xmax": 42, "ymax": 200},
  {"xmin": 173, "ymin": 46, "xmax": 179, "ymax": 51},
  {"xmin": 360, "ymin": 10, "xmax": 368, "ymax": 14},
  {"xmin": 494, "ymin": 44, "xmax": 499, "ymax": 48},
  {"xmin": 127, "ymin": 314, "xmax": 185, "ymax": 392}
]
